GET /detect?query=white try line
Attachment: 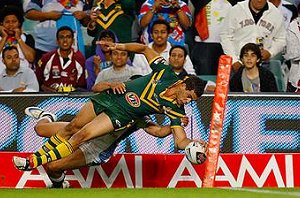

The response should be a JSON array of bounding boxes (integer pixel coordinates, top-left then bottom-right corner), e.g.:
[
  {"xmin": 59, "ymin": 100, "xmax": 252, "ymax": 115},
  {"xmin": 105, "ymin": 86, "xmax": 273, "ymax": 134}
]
[{"xmin": 221, "ymin": 187, "xmax": 300, "ymax": 197}]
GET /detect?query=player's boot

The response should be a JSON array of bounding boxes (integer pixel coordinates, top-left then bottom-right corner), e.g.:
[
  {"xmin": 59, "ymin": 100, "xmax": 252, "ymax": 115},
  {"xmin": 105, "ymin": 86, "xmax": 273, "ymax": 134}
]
[
  {"xmin": 51, "ymin": 181, "xmax": 70, "ymax": 188},
  {"xmin": 12, "ymin": 156, "xmax": 33, "ymax": 171},
  {"xmin": 25, "ymin": 106, "xmax": 57, "ymax": 122},
  {"xmin": 49, "ymin": 172, "xmax": 70, "ymax": 188}
]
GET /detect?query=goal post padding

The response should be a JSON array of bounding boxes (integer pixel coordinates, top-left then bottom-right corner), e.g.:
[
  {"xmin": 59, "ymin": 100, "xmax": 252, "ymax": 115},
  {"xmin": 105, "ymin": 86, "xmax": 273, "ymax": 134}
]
[{"xmin": 202, "ymin": 55, "xmax": 232, "ymax": 187}]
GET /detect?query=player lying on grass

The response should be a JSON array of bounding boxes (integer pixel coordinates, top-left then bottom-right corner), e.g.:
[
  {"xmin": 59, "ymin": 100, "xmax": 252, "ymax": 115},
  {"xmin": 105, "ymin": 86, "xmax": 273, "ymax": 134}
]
[
  {"xmin": 25, "ymin": 105, "xmax": 189, "ymax": 188},
  {"xmin": 13, "ymin": 41, "xmax": 207, "ymax": 171}
]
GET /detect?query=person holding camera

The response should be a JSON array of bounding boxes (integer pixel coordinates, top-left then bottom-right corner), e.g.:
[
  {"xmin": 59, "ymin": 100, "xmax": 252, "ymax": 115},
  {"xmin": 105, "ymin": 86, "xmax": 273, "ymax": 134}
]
[{"xmin": 139, "ymin": 0, "xmax": 192, "ymax": 46}]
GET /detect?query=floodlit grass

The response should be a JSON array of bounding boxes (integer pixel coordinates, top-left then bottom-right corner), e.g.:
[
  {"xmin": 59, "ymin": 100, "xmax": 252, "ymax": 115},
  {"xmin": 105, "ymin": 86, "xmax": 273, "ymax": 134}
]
[{"xmin": 1, "ymin": 188, "xmax": 300, "ymax": 198}]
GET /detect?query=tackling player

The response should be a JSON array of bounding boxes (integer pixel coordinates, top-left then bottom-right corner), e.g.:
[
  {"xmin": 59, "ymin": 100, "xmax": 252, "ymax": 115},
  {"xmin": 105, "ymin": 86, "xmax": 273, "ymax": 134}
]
[
  {"xmin": 25, "ymin": 105, "xmax": 188, "ymax": 188},
  {"xmin": 13, "ymin": 42, "xmax": 207, "ymax": 171}
]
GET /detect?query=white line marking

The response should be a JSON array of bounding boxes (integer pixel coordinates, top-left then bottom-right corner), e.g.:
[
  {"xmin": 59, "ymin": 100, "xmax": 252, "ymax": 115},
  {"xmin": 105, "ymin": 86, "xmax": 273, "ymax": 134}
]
[{"xmin": 221, "ymin": 187, "xmax": 300, "ymax": 197}]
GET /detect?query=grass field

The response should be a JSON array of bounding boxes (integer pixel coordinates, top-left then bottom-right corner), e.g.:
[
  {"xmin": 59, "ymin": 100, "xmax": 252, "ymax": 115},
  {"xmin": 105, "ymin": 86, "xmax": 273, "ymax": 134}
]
[{"xmin": 2, "ymin": 188, "xmax": 300, "ymax": 198}]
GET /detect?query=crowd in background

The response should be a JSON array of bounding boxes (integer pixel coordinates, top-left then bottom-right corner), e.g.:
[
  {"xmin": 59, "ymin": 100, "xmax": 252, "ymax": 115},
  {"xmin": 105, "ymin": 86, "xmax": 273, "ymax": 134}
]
[{"xmin": 0, "ymin": 0, "xmax": 299, "ymax": 93}]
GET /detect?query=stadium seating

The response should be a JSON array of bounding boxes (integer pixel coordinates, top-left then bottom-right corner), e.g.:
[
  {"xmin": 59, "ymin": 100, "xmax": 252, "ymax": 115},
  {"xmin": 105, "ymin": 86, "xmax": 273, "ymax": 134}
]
[
  {"xmin": 263, "ymin": 60, "xmax": 286, "ymax": 92},
  {"xmin": 198, "ymin": 75, "xmax": 217, "ymax": 82}
]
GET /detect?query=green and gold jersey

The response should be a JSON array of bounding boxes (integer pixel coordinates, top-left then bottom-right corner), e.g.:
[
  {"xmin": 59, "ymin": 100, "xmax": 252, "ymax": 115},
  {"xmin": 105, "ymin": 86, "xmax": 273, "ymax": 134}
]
[{"xmin": 91, "ymin": 57, "xmax": 186, "ymax": 128}]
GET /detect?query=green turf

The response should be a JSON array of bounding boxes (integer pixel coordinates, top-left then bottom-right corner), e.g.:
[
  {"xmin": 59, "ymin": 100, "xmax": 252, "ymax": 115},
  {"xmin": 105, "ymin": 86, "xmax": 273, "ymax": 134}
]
[{"xmin": 1, "ymin": 188, "xmax": 300, "ymax": 198}]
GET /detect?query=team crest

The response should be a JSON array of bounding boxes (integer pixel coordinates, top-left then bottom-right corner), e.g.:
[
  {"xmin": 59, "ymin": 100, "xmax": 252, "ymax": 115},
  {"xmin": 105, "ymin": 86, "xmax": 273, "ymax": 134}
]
[{"xmin": 125, "ymin": 92, "xmax": 140, "ymax": 107}]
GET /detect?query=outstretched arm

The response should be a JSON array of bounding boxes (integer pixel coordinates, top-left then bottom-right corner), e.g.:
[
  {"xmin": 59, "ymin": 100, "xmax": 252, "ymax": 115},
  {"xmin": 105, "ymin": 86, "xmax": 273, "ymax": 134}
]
[
  {"xmin": 146, "ymin": 124, "xmax": 196, "ymax": 139},
  {"xmin": 144, "ymin": 116, "xmax": 189, "ymax": 138},
  {"xmin": 97, "ymin": 41, "xmax": 159, "ymax": 64},
  {"xmin": 172, "ymin": 127, "xmax": 192, "ymax": 150},
  {"xmin": 144, "ymin": 123, "xmax": 172, "ymax": 138}
]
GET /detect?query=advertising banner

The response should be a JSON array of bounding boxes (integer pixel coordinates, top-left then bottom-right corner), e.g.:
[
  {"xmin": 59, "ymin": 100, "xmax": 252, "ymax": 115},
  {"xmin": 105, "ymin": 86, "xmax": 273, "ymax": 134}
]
[
  {"xmin": 1, "ymin": 152, "xmax": 299, "ymax": 188},
  {"xmin": 0, "ymin": 94, "xmax": 299, "ymax": 154}
]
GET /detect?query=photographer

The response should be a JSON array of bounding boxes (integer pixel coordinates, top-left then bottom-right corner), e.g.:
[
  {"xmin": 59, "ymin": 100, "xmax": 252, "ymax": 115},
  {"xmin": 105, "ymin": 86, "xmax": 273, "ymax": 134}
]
[{"xmin": 139, "ymin": 0, "xmax": 192, "ymax": 46}]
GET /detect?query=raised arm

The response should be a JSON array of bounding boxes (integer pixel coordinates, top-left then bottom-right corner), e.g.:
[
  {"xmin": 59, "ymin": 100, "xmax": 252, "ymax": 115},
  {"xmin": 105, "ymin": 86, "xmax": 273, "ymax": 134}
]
[
  {"xmin": 97, "ymin": 41, "xmax": 159, "ymax": 64},
  {"xmin": 25, "ymin": 10, "xmax": 62, "ymax": 21}
]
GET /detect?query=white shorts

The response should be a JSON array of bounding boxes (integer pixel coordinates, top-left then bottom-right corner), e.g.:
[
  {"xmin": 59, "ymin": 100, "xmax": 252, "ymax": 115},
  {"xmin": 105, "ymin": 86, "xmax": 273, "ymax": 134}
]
[
  {"xmin": 78, "ymin": 130, "xmax": 122, "ymax": 166},
  {"xmin": 78, "ymin": 118, "xmax": 148, "ymax": 166}
]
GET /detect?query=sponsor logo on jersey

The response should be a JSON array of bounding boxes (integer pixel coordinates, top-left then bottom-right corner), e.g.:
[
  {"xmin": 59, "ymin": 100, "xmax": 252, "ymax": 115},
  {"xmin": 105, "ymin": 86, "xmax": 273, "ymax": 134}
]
[
  {"xmin": 52, "ymin": 65, "xmax": 61, "ymax": 79},
  {"xmin": 125, "ymin": 92, "xmax": 141, "ymax": 107}
]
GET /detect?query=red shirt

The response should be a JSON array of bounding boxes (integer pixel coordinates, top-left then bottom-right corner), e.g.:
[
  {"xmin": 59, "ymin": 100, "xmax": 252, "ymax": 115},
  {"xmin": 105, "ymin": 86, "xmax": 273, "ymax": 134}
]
[{"xmin": 36, "ymin": 49, "xmax": 86, "ymax": 91}]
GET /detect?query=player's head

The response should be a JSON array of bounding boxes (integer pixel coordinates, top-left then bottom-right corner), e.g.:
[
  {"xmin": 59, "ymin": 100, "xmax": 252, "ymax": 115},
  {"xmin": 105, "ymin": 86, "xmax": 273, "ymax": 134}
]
[
  {"xmin": 175, "ymin": 75, "xmax": 206, "ymax": 105},
  {"xmin": 56, "ymin": 26, "xmax": 74, "ymax": 51},
  {"xmin": 151, "ymin": 20, "xmax": 170, "ymax": 46},
  {"xmin": 239, "ymin": 43, "xmax": 261, "ymax": 69},
  {"xmin": 169, "ymin": 45, "xmax": 187, "ymax": 72}
]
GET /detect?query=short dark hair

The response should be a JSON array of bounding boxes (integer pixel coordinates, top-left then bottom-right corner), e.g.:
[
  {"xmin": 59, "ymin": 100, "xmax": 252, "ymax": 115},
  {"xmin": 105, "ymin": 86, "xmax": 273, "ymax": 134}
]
[
  {"xmin": 98, "ymin": 30, "xmax": 116, "ymax": 42},
  {"xmin": 2, "ymin": 46, "xmax": 18, "ymax": 59},
  {"xmin": 56, "ymin": 26, "xmax": 74, "ymax": 40},
  {"xmin": 239, "ymin": 43, "xmax": 262, "ymax": 63},
  {"xmin": 169, "ymin": 45, "xmax": 188, "ymax": 59},
  {"xmin": 151, "ymin": 20, "xmax": 171, "ymax": 33},
  {"xmin": 0, "ymin": 5, "xmax": 24, "ymax": 26},
  {"xmin": 183, "ymin": 75, "xmax": 206, "ymax": 98}
]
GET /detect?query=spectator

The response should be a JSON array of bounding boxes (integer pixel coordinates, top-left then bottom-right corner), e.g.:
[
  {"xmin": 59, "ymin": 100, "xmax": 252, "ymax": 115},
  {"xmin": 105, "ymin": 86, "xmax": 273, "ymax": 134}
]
[
  {"xmin": 169, "ymin": 45, "xmax": 216, "ymax": 92},
  {"xmin": 139, "ymin": 0, "xmax": 192, "ymax": 46},
  {"xmin": 269, "ymin": 0, "xmax": 298, "ymax": 88},
  {"xmin": 220, "ymin": 0, "xmax": 286, "ymax": 72},
  {"xmin": 284, "ymin": 4, "xmax": 300, "ymax": 93},
  {"xmin": 269, "ymin": 0, "xmax": 298, "ymax": 29},
  {"xmin": 0, "ymin": 5, "xmax": 35, "ymax": 72},
  {"xmin": 0, "ymin": 46, "xmax": 39, "ymax": 92},
  {"xmin": 87, "ymin": 0, "xmax": 135, "ymax": 52},
  {"xmin": 81, "ymin": 0, "xmax": 96, "ymax": 26},
  {"xmin": 92, "ymin": 49, "xmax": 141, "ymax": 92},
  {"xmin": 190, "ymin": 0, "xmax": 232, "ymax": 75},
  {"xmin": 35, "ymin": 26, "xmax": 86, "ymax": 92},
  {"xmin": 230, "ymin": 43, "xmax": 278, "ymax": 92},
  {"xmin": 24, "ymin": 0, "xmax": 92, "ymax": 62},
  {"xmin": 0, "ymin": 1, "xmax": 23, "ymax": 14},
  {"xmin": 133, "ymin": 20, "xmax": 195, "ymax": 75},
  {"xmin": 85, "ymin": 29, "xmax": 117, "ymax": 91}
]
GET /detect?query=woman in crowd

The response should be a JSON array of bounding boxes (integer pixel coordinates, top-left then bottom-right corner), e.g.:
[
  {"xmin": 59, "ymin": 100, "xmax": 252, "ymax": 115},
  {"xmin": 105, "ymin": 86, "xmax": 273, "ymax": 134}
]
[{"xmin": 0, "ymin": 5, "xmax": 35, "ymax": 72}]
